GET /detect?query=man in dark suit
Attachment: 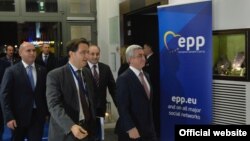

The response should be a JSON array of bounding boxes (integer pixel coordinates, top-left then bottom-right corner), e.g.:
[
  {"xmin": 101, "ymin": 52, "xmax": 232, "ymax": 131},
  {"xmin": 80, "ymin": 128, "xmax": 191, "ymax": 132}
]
[
  {"xmin": 0, "ymin": 42, "xmax": 48, "ymax": 141},
  {"xmin": 35, "ymin": 43, "xmax": 57, "ymax": 73},
  {"xmin": 0, "ymin": 59, "xmax": 10, "ymax": 141},
  {"xmin": 86, "ymin": 45, "xmax": 116, "ymax": 117},
  {"xmin": 115, "ymin": 44, "xmax": 157, "ymax": 141},
  {"xmin": 0, "ymin": 45, "xmax": 20, "ymax": 65},
  {"xmin": 86, "ymin": 45, "xmax": 116, "ymax": 141},
  {"xmin": 46, "ymin": 38, "xmax": 96, "ymax": 141},
  {"xmin": 143, "ymin": 43, "xmax": 160, "ymax": 137}
]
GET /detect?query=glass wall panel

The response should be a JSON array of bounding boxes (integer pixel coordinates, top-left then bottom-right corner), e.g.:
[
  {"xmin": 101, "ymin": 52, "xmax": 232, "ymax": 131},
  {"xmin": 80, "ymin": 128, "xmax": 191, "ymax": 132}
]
[
  {"xmin": 0, "ymin": 0, "xmax": 15, "ymax": 11},
  {"xmin": 213, "ymin": 30, "xmax": 248, "ymax": 80},
  {"xmin": 19, "ymin": 22, "xmax": 62, "ymax": 55},
  {"xmin": 213, "ymin": 34, "xmax": 245, "ymax": 77},
  {"xmin": 70, "ymin": 25, "xmax": 91, "ymax": 41},
  {"xmin": 69, "ymin": 0, "xmax": 91, "ymax": 14},
  {"xmin": 0, "ymin": 22, "xmax": 62, "ymax": 57},
  {"xmin": 26, "ymin": 0, "xmax": 58, "ymax": 13}
]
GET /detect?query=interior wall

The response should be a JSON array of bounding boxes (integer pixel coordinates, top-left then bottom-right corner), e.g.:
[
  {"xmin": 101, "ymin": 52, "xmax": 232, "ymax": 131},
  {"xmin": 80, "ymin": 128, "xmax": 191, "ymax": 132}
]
[
  {"xmin": 170, "ymin": 0, "xmax": 250, "ymax": 29},
  {"xmin": 212, "ymin": 0, "xmax": 250, "ymax": 30},
  {"xmin": 96, "ymin": 0, "xmax": 120, "ymax": 120},
  {"xmin": 169, "ymin": 0, "xmax": 207, "ymax": 4}
]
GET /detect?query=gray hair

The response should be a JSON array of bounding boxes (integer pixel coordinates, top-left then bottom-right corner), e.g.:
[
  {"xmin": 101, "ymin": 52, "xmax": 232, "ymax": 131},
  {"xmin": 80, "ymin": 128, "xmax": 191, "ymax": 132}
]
[{"xmin": 125, "ymin": 44, "xmax": 143, "ymax": 63}]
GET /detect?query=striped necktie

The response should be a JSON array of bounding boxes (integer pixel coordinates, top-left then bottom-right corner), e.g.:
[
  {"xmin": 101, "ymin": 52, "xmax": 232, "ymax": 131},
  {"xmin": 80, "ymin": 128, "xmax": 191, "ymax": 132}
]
[
  {"xmin": 139, "ymin": 72, "xmax": 150, "ymax": 99},
  {"xmin": 93, "ymin": 65, "xmax": 99, "ymax": 87}
]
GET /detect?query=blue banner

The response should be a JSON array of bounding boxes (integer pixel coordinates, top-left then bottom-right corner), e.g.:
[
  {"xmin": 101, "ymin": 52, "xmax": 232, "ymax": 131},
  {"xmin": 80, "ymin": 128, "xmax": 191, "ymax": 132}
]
[{"xmin": 157, "ymin": 1, "xmax": 212, "ymax": 141}]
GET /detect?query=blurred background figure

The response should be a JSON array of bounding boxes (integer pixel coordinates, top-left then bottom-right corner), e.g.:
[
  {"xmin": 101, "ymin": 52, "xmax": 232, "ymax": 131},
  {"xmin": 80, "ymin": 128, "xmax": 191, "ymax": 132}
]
[
  {"xmin": 0, "ymin": 59, "xmax": 10, "ymax": 141},
  {"xmin": 143, "ymin": 42, "xmax": 160, "ymax": 138},
  {"xmin": 0, "ymin": 45, "xmax": 20, "ymax": 65},
  {"xmin": 118, "ymin": 45, "xmax": 129, "ymax": 77},
  {"xmin": 35, "ymin": 43, "xmax": 57, "ymax": 73}
]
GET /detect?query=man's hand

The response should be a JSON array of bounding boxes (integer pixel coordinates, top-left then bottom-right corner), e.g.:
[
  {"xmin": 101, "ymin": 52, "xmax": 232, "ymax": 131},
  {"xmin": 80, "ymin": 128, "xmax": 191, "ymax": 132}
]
[
  {"xmin": 127, "ymin": 127, "xmax": 140, "ymax": 139},
  {"xmin": 7, "ymin": 120, "xmax": 17, "ymax": 130},
  {"xmin": 71, "ymin": 124, "xmax": 88, "ymax": 139}
]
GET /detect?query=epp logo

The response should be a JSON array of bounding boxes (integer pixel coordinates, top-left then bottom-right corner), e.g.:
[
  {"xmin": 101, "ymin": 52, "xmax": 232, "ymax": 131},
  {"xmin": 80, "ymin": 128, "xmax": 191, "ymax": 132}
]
[{"xmin": 164, "ymin": 31, "xmax": 205, "ymax": 51}]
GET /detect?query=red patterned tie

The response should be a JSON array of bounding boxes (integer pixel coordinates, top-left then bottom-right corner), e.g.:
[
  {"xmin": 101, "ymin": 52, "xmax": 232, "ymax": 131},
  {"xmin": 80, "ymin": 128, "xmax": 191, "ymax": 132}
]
[
  {"xmin": 93, "ymin": 65, "xmax": 99, "ymax": 87},
  {"xmin": 139, "ymin": 72, "xmax": 150, "ymax": 99}
]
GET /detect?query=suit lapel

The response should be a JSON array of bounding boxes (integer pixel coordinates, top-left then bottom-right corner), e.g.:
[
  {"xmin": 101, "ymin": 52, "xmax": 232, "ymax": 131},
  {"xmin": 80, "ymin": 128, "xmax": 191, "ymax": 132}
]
[
  {"xmin": 82, "ymin": 68, "xmax": 91, "ymax": 96},
  {"xmin": 65, "ymin": 64, "xmax": 78, "ymax": 95},
  {"xmin": 144, "ymin": 73, "xmax": 153, "ymax": 99},
  {"xmin": 82, "ymin": 67, "xmax": 95, "ymax": 117},
  {"xmin": 38, "ymin": 54, "xmax": 45, "ymax": 65},
  {"xmin": 64, "ymin": 64, "xmax": 80, "ymax": 111},
  {"xmin": 127, "ymin": 69, "xmax": 150, "ymax": 100},
  {"xmin": 97, "ymin": 63, "xmax": 103, "ymax": 85},
  {"xmin": 35, "ymin": 65, "xmax": 40, "ymax": 91},
  {"xmin": 18, "ymin": 62, "xmax": 34, "ymax": 92}
]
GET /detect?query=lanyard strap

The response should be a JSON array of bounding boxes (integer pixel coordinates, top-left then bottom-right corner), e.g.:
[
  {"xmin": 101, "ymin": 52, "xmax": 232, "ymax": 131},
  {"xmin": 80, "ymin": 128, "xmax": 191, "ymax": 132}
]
[{"xmin": 68, "ymin": 64, "xmax": 88, "ymax": 96}]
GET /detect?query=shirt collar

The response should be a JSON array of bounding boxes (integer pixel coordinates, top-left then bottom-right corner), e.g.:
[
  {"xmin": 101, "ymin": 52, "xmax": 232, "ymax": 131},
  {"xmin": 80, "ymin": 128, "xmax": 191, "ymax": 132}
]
[
  {"xmin": 6, "ymin": 55, "xmax": 12, "ymax": 60},
  {"xmin": 22, "ymin": 60, "xmax": 35, "ymax": 68},
  {"xmin": 68, "ymin": 61, "xmax": 82, "ymax": 72},
  {"xmin": 87, "ymin": 61, "xmax": 98, "ymax": 69},
  {"xmin": 129, "ymin": 66, "xmax": 143, "ymax": 77},
  {"xmin": 42, "ymin": 53, "xmax": 49, "ymax": 57},
  {"xmin": 147, "ymin": 53, "xmax": 153, "ymax": 59}
]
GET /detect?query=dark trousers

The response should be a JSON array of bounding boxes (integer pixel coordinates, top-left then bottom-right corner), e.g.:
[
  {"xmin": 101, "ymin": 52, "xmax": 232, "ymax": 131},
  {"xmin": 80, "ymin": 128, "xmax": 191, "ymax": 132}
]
[
  {"xmin": 95, "ymin": 117, "xmax": 103, "ymax": 141},
  {"xmin": 78, "ymin": 120, "xmax": 95, "ymax": 141},
  {"xmin": 11, "ymin": 109, "xmax": 45, "ymax": 141}
]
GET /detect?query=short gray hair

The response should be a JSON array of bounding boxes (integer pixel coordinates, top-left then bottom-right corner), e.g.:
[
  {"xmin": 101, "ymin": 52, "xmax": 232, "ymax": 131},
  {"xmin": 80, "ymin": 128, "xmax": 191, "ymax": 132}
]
[{"xmin": 125, "ymin": 44, "xmax": 143, "ymax": 63}]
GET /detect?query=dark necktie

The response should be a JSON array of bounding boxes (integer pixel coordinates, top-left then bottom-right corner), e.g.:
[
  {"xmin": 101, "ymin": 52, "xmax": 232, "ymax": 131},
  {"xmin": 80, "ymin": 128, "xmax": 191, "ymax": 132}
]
[
  {"xmin": 76, "ymin": 70, "xmax": 90, "ymax": 121},
  {"xmin": 27, "ymin": 65, "xmax": 35, "ymax": 91},
  {"xmin": 139, "ymin": 72, "xmax": 150, "ymax": 99},
  {"xmin": 93, "ymin": 65, "xmax": 99, "ymax": 87},
  {"xmin": 9, "ymin": 58, "xmax": 13, "ymax": 65},
  {"xmin": 44, "ymin": 55, "xmax": 48, "ymax": 65}
]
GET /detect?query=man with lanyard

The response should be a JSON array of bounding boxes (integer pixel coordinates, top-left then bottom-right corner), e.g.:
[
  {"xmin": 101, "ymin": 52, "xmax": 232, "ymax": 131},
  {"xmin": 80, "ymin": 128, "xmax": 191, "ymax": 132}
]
[{"xmin": 46, "ymin": 38, "xmax": 96, "ymax": 141}]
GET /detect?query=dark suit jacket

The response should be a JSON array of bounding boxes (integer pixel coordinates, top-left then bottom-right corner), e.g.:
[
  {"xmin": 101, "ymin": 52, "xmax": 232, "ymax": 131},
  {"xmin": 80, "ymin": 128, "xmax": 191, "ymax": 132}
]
[
  {"xmin": 0, "ymin": 55, "xmax": 20, "ymax": 65},
  {"xmin": 86, "ymin": 62, "xmax": 116, "ymax": 117},
  {"xmin": 143, "ymin": 53, "xmax": 160, "ymax": 134},
  {"xmin": 0, "ymin": 60, "xmax": 10, "ymax": 84},
  {"xmin": 0, "ymin": 62, "xmax": 48, "ymax": 127},
  {"xmin": 0, "ymin": 59, "xmax": 10, "ymax": 134},
  {"xmin": 115, "ymin": 68, "xmax": 157, "ymax": 140},
  {"xmin": 143, "ymin": 53, "xmax": 159, "ymax": 90},
  {"xmin": 35, "ymin": 53, "xmax": 57, "ymax": 73},
  {"xmin": 46, "ymin": 64, "xmax": 96, "ymax": 141},
  {"xmin": 117, "ymin": 63, "xmax": 129, "ymax": 77}
]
